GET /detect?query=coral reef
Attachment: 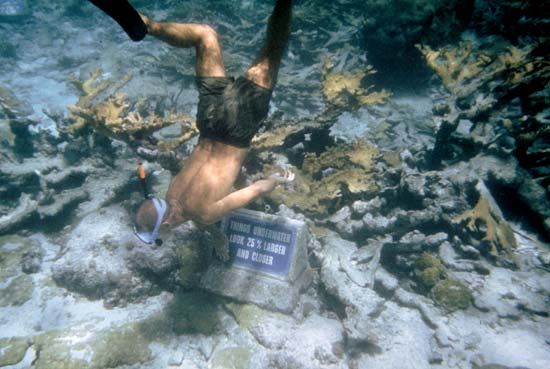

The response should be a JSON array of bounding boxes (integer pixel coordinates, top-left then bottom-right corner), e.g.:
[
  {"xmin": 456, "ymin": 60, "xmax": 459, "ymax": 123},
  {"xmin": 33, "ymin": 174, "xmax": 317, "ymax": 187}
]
[
  {"xmin": 321, "ymin": 58, "xmax": 391, "ymax": 109},
  {"xmin": 67, "ymin": 69, "xmax": 197, "ymax": 145},
  {"xmin": 472, "ymin": 0, "xmax": 550, "ymax": 40},
  {"xmin": 416, "ymin": 41, "xmax": 489, "ymax": 96},
  {"xmin": 416, "ymin": 41, "xmax": 546, "ymax": 103},
  {"xmin": 362, "ymin": 0, "xmax": 471, "ymax": 87},
  {"xmin": 252, "ymin": 122, "xmax": 319, "ymax": 150},
  {"xmin": 265, "ymin": 140, "xmax": 380, "ymax": 215},
  {"xmin": 454, "ymin": 197, "xmax": 519, "ymax": 267},
  {"xmin": 418, "ymin": 35, "xmax": 550, "ymax": 235},
  {"xmin": 0, "ymin": 151, "xmax": 134, "ymax": 235}
]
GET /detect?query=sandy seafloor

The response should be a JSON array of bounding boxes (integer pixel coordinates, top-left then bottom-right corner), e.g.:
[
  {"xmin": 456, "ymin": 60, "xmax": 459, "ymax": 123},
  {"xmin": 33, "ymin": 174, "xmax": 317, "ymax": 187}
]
[{"xmin": 1, "ymin": 1, "xmax": 550, "ymax": 369}]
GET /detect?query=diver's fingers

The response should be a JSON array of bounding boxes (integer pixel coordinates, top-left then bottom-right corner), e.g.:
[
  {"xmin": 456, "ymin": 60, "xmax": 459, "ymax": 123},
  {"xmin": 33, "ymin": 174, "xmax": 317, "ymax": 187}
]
[
  {"xmin": 283, "ymin": 170, "xmax": 294, "ymax": 182},
  {"xmin": 270, "ymin": 170, "xmax": 295, "ymax": 183}
]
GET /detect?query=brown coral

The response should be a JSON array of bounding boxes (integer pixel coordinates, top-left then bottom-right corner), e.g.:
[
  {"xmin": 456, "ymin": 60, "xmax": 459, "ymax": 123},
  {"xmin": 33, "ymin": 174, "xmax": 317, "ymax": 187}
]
[
  {"xmin": 454, "ymin": 197, "xmax": 519, "ymax": 267},
  {"xmin": 416, "ymin": 41, "xmax": 548, "ymax": 103},
  {"xmin": 321, "ymin": 58, "xmax": 391, "ymax": 108},
  {"xmin": 265, "ymin": 141, "xmax": 380, "ymax": 215},
  {"xmin": 252, "ymin": 123, "xmax": 319, "ymax": 149},
  {"xmin": 416, "ymin": 41, "xmax": 490, "ymax": 97},
  {"xmin": 67, "ymin": 69, "xmax": 197, "ymax": 144}
]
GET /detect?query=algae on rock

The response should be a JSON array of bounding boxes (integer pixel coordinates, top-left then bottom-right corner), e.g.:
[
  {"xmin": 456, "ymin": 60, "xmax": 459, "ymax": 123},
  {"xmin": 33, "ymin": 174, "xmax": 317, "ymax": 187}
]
[
  {"xmin": 0, "ymin": 337, "xmax": 31, "ymax": 367},
  {"xmin": 32, "ymin": 322, "xmax": 154, "ymax": 369},
  {"xmin": 164, "ymin": 292, "xmax": 221, "ymax": 335},
  {"xmin": 0, "ymin": 274, "xmax": 33, "ymax": 306},
  {"xmin": 414, "ymin": 252, "xmax": 446, "ymax": 289},
  {"xmin": 91, "ymin": 326, "xmax": 152, "ymax": 369},
  {"xmin": 225, "ymin": 302, "xmax": 292, "ymax": 332},
  {"xmin": 209, "ymin": 347, "xmax": 252, "ymax": 369},
  {"xmin": 32, "ymin": 331, "xmax": 90, "ymax": 369},
  {"xmin": 175, "ymin": 238, "xmax": 212, "ymax": 288},
  {"xmin": 411, "ymin": 252, "xmax": 472, "ymax": 312},
  {"xmin": 431, "ymin": 279, "xmax": 472, "ymax": 312},
  {"xmin": 0, "ymin": 235, "xmax": 32, "ymax": 283},
  {"xmin": 0, "ymin": 236, "xmax": 37, "ymax": 307}
]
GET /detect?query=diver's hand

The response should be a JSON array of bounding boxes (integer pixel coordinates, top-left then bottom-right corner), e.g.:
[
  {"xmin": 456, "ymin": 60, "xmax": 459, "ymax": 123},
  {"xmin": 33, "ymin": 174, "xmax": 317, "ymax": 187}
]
[
  {"xmin": 254, "ymin": 170, "xmax": 295, "ymax": 194},
  {"xmin": 269, "ymin": 170, "xmax": 295, "ymax": 184}
]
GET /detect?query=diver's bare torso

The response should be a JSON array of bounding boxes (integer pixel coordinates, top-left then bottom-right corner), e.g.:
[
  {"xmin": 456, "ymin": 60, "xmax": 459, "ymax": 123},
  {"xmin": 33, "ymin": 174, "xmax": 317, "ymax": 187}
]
[{"xmin": 165, "ymin": 138, "xmax": 248, "ymax": 226}]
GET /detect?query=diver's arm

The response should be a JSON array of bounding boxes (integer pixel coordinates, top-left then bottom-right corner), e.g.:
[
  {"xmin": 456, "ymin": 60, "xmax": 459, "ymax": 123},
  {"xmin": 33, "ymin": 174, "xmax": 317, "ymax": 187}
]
[
  {"xmin": 204, "ymin": 170, "xmax": 295, "ymax": 223},
  {"xmin": 203, "ymin": 179, "xmax": 276, "ymax": 223}
]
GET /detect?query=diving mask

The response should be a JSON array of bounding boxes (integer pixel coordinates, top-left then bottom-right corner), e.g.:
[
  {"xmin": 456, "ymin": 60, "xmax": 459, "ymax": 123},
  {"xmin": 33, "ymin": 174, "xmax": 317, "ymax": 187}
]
[{"xmin": 133, "ymin": 197, "xmax": 167, "ymax": 245}]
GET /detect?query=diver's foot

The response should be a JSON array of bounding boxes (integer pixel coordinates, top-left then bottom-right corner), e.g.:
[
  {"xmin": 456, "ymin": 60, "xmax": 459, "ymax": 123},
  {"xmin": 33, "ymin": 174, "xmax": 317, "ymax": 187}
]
[
  {"xmin": 139, "ymin": 13, "xmax": 152, "ymax": 33},
  {"xmin": 89, "ymin": 0, "xmax": 147, "ymax": 41},
  {"xmin": 139, "ymin": 13, "xmax": 164, "ymax": 37}
]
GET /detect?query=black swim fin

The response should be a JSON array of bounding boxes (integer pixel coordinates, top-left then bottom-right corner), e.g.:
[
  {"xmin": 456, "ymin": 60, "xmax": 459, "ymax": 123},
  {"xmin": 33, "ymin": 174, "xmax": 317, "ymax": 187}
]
[{"xmin": 88, "ymin": 0, "xmax": 147, "ymax": 41}]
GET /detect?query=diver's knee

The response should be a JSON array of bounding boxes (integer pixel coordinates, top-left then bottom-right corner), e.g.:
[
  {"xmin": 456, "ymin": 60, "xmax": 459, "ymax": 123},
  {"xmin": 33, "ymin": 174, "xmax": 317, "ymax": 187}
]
[
  {"xmin": 246, "ymin": 62, "xmax": 273, "ymax": 89},
  {"xmin": 199, "ymin": 25, "xmax": 221, "ymax": 50}
]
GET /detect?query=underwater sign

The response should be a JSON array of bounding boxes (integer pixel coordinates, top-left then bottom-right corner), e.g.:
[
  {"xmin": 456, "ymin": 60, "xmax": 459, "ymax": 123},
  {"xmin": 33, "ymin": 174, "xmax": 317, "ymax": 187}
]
[
  {"xmin": 221, "ymin": 213, "xmax": 296, "ymax": 277},
  {"xmin": 203, "ymin": 208, "xmax": 311, "ymax": 312}
]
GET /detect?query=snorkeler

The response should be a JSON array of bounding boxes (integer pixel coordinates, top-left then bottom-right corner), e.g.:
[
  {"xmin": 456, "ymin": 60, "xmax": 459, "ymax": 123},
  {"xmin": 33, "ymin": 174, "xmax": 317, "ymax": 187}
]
[{"xmin": 115, "ymin": 0, "xmax": 295, "ymax": 259}]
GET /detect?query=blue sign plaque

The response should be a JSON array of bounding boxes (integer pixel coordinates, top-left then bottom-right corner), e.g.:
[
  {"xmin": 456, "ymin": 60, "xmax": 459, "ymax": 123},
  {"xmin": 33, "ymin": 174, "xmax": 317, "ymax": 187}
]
[{"xmin": 221, "ymin": 213, "xmax": 296, "ymax": 277}]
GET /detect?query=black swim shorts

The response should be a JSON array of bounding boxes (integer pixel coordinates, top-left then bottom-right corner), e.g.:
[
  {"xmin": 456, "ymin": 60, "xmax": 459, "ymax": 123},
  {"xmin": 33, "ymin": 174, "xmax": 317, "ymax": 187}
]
[{"xmin": 195, "ymin": 76, "xmax": 273, "ymax": 148}]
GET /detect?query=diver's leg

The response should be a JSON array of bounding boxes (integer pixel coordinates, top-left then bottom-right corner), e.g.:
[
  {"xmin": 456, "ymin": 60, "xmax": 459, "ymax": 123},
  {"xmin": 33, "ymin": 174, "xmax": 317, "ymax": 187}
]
[
  {"xmin": 142, "ymin": 16, "xmax": 226, "ymax": 77},
  {"xmin": 245, "ymin": 0, "xmax": 292, "ymax": 89}
]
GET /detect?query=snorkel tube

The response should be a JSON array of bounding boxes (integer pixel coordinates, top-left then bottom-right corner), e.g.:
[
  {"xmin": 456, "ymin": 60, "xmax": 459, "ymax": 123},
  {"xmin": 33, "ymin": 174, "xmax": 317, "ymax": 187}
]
[
  {"xmin": 137, "ymin": 162, "xmax": 148, "ymax": 198},
  {"xmin": 133, "ymin": 162, "xmax": 167, "ymax": 246}
]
